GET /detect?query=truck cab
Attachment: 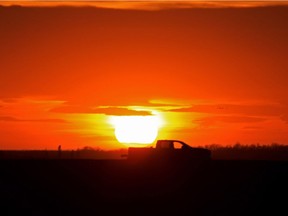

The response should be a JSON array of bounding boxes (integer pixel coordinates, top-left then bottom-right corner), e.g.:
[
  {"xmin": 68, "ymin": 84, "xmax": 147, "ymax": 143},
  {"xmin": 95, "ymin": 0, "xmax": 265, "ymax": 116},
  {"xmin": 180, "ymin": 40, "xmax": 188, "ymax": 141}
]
[{"xmin": 155, "ymin": 140, "xmax": 192, "ymax": 150}]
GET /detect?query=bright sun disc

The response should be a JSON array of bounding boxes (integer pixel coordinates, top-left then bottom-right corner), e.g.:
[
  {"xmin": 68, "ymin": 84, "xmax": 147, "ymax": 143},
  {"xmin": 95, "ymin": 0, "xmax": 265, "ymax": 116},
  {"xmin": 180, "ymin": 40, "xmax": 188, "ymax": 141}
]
[{"xmin": 109, "ymin": 115, "xmax": 162, "ymax": 145}]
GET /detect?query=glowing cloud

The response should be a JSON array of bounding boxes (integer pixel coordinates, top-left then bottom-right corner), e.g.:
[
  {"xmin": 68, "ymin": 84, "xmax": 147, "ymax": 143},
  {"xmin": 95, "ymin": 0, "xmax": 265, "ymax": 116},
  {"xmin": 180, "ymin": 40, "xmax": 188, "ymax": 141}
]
[{"xmin": 1, "ymin": 1, "xmax": 288, "ymax": 10}]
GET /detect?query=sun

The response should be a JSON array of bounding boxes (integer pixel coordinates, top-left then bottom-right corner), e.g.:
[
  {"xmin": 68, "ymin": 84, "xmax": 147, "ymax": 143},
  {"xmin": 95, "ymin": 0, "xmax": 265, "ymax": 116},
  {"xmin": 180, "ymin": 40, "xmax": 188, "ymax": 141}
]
[{"xmin": 109, "ymin": 115, "xmax": 162, "ymax": 146}]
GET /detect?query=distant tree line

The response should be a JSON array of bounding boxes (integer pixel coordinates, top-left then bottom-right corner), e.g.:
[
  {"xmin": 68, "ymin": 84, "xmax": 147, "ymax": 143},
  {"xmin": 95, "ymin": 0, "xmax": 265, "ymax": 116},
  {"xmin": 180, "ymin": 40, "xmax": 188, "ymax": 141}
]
[
  {"xmin": 203, "ymin": 143, "xmax": 288, "ymax": 160},
  {"xmin": 0, "ymin": 147, "xmax": 128, "ymax": 160}
]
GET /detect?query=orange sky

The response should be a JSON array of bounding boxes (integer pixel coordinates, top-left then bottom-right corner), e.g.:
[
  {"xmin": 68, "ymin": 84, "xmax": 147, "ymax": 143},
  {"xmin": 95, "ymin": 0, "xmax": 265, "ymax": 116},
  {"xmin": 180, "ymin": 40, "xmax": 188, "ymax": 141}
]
[{"xmin": 1, "ymin": 2, "xmax": 288, "ymax": 150}]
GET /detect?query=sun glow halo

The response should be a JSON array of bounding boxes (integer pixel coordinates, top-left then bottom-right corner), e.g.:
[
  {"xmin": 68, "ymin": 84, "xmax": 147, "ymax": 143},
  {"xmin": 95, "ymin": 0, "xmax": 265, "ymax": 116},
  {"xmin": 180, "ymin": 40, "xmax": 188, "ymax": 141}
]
[{"xmin": 109, "ymin": 115, "xmax": 162, "ymax": 145}]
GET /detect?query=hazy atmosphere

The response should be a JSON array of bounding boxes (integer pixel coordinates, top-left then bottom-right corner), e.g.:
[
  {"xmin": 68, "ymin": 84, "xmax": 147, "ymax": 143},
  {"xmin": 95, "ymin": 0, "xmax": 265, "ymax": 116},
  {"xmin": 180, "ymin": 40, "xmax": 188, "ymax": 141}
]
[{"xmin": 1, "ymin": 1, "xmax": 288, "ymax": 150}]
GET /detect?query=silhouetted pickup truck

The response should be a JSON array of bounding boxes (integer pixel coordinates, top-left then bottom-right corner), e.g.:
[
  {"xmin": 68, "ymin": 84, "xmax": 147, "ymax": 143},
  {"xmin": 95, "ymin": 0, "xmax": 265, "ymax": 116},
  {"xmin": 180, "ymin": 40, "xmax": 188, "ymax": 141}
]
[{"xmin": 127, "ymin": 140, "xmax": 211, "ymax": 162}]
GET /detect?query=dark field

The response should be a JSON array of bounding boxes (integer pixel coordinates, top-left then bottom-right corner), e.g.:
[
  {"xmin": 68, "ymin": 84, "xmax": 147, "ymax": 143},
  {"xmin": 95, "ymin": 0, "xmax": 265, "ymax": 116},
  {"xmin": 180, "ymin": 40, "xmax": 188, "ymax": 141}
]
[{"xmin": 1, "ymin": 159, "xmax": 287, "ymax": 216}]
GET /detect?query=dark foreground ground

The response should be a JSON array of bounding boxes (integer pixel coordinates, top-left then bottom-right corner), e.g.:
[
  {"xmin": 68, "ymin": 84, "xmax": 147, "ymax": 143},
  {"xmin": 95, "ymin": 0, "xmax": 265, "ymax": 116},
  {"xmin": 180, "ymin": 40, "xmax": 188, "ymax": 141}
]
[{"xmin": 1, "ymin": 159, "xmax": 287, "ymax": 216}]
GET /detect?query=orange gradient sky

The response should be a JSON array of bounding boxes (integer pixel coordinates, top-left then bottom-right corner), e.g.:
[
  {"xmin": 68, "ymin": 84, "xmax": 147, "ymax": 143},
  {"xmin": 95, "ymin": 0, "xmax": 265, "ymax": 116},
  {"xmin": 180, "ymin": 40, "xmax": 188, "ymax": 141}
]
[{"xmin": 1, "ymin": 1, "xmax": 288, "ymax": 150}]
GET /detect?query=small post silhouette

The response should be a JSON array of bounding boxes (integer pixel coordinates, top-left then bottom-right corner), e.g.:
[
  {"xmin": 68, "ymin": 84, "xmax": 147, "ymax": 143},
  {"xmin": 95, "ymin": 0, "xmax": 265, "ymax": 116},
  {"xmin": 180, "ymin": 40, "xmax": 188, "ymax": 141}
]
[{"xmin": 58, "ymin": 145, "xmax": 62, "ymax": 159}]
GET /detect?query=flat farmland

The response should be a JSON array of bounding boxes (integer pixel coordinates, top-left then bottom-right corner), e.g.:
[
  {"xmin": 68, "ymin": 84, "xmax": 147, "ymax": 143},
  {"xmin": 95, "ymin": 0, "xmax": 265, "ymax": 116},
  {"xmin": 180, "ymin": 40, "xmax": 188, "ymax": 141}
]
[{"xmin": 1, "ymin": 159, "xmax": 287, "ymax": 216}]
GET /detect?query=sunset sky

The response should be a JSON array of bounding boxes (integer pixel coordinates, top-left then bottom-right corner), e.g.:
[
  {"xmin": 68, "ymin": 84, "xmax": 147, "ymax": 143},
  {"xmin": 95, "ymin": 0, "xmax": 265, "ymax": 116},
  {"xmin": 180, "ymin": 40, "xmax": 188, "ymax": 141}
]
[{"xmin": 1, "ymin": 1, "xmax": 288, "ymax": 150}]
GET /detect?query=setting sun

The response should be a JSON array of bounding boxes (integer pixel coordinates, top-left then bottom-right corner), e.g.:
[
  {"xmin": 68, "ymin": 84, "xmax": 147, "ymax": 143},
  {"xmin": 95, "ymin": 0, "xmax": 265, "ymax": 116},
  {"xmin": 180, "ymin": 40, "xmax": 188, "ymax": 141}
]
[{"xmin": 109, "ymin": 115, "xmax": 162, "ymax": 145}]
